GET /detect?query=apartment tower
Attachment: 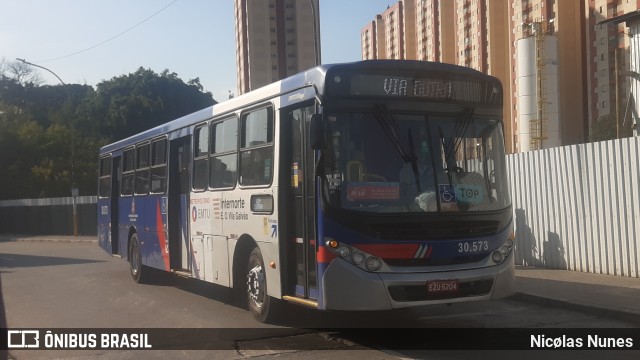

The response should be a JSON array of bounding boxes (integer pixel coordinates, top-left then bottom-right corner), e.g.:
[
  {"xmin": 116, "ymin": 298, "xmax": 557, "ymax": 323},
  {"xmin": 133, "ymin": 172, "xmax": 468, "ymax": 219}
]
[
  {"xmin": 234, "ymin": 0, "xmax": 320, "ymax": 95},
  {"xmin": 361, "ymin": 0, "xmax": 513, "ymax": 152},
  {"xmin": 585, "ymin": 0, "xmax": 640, "ymax": 135},
  {"xmin": 414, "ymin": 0, "xmax": 455, "ymax": 63},
  {"xmin": 361, "ymin": 0, "xmax": 596, "ymax": 152}
]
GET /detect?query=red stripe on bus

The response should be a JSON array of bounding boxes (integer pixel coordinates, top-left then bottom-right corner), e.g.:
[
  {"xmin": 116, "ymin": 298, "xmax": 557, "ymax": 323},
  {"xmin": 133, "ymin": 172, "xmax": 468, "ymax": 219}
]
[
  {"xmin": 317, "ymin": 246, "xmax": 337, "ymax": 264},
  {"xmin": 156, "ymin": 201, "xmax": 170, "ymax": 271}
]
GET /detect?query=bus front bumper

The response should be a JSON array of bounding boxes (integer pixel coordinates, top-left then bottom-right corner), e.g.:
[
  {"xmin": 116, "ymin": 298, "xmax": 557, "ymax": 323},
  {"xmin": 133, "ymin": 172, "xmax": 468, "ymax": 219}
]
[{"xmin": 321, "ymin": 253, "xmax": 515, "ymax": 311}]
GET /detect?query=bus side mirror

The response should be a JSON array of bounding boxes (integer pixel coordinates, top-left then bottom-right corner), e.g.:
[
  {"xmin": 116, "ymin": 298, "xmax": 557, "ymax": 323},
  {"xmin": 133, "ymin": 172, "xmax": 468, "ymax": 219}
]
[{"xmin": 309, "ymin": 114, "xmax": 324, "ymax": 150}]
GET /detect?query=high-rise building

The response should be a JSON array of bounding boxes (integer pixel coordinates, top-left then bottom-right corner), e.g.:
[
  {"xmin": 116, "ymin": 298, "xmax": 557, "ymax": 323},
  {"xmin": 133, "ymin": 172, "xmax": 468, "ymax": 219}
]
[
  {"xmin": 414, "ymin": 0, "xmax": 455, "ymax": 63},
  {"xmin": 361, "ymin": 0, "xmax": 513, "ymax": 152},
  {"xmin": 454, "ymin": 0, "xmax": 512, "ymax": 151},
  {"xmin": 585, "ymin": 0, "xmax": 639, "ymax": 134},
  {"xmin": 362, "ymin": 15, "xmax": 384, "ymax": 60},
  {"xmin": 382, "ymin": 2, "xmax": 406, "ymax": 59},
  {"xmin": 360, "ymin": 0, "xmax": 595, "ymax": 153},
  {"xmin": 234, "ymin": 0, "xmax": 320, "ymax": 95}
]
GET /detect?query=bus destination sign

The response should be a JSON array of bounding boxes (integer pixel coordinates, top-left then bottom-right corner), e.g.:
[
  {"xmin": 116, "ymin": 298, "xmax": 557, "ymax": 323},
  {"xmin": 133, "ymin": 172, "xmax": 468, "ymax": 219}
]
[
  {"xmin": 384, "ymin": 77, "xmax": 452, "ymax": 99},
  {"xmin": 346, "ymin": 74, "xmax": 500, "ymax": 105},
  {"xmin": 350, "ymin": 74, "xmax": 454, "ymax": 99}
]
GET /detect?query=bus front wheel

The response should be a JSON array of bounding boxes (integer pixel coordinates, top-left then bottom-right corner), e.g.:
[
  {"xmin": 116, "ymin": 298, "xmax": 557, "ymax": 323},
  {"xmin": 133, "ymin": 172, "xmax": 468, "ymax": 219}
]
[{"xmin": 246, "ymin": 247, "xmax": 277, "ymax": 322}]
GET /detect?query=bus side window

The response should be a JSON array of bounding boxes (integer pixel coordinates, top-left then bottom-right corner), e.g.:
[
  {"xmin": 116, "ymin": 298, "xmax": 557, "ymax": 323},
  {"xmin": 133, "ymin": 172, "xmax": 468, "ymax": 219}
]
[
  {"xmin": 135, "ymin": 143, "xmax": 150, "ymax": 195},
  {"xmin": 121, "ymin": 148, "xmax": 135, "ymax": 196},
  {"xmin": 210, "ymin": 117, "xmax": 238, "ymax": 188},
  {"xmin": 240, "ymin": 107, "xmax": 274, "ymax": 186},
  {"xmin": 150, "ymin": 138, "xmax": 167, "ymax": 194},
  {"xmin": 99, "ymin": 156, "xmax": 112, "ymax": 198},
  {"xmin": 193, "ymin": 124, "xmax": 209, "ymax": 191}
]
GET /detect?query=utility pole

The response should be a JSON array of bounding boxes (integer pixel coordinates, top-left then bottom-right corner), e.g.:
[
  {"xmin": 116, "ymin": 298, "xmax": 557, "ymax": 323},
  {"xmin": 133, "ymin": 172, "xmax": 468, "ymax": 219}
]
[
  {"xmin": 16, "ymin": 58, "xmax": 77, "ymax": 237},
  {"xmin": 16, "ymin": 58, "xmax": 66, "ymax": 85}
]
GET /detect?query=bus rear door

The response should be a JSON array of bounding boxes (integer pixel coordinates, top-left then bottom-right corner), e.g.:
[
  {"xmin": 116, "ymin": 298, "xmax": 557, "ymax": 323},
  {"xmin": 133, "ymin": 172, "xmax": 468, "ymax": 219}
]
[{"xmin": 168, "ymin": 136, "xmax": 191, "ymax": 272}]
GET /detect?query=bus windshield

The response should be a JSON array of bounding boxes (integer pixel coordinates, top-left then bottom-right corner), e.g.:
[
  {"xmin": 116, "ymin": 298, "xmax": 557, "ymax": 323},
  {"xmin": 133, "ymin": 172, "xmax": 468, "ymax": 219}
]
[{"xmin": 322, "ymin": 109, "xmax": 511, "ymax": 213}]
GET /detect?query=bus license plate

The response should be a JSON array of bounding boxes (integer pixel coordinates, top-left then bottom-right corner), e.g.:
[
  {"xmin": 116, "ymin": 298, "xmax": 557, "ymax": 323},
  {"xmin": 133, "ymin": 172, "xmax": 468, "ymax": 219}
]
[{"xmin": 427, "ymin": 280, "xmax": 459, "ymax": 293}]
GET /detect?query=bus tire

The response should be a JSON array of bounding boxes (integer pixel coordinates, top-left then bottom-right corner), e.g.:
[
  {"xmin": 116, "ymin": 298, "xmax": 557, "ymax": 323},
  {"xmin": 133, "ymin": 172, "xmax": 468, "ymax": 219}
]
[
  {"xmin": 246, "ymin": 247, "xmax": 277, "ymax": 322},
  {"xmin": 129, "ymin": 233, "xmax": 149, "ymax": 284}
]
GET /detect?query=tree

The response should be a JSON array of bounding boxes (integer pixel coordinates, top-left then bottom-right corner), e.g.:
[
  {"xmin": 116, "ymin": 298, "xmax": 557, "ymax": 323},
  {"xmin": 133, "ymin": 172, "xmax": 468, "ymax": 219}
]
[
  {"xmin": 0, "ymin": 66, "xmax": 216, "ymax": 199},
  {"xmin": 0, "ymin": 58, "xmax": 43, "ymax": 86},
  {"xmin": 84, "ymin": 67, "xmax": 216, "ymax": 141},
  {"xmin": 589, "ymin": 112, "xmax": 635, "ymax": 143},
  {"xmin": 589, "ymin": 113, "xmax": 618, "ymax": 142}
]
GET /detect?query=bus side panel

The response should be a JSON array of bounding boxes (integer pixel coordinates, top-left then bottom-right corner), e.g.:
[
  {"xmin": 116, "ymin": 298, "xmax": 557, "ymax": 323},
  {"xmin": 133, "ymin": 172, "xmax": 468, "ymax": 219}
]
[
  {"xmin": 116, "ymin": 195, "xmax": 169, "ymax": 271},
  {"xmin": 142, "ymin": 194, "xmax": 170, "ymax": 271},
  {"xmin": 97, "ymin": 198, "xmax": 111, "ymax": 253},
  {"xmin": 118, "ymin": 196, "xmax": 135, "ymax": 261}
]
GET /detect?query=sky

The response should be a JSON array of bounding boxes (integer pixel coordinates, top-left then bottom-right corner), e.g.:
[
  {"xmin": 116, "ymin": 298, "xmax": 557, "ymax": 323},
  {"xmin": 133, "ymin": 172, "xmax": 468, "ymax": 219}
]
[{"xmin": 0, "ymin": 0, "xmax": 395, "ymax": 102}]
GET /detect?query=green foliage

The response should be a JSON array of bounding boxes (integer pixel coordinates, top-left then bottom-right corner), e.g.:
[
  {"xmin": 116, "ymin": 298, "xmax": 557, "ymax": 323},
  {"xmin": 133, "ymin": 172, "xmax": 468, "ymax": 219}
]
[
  {"xmin": 589, "ymin": 113, "xmax": 634, "ymax": 142},
  {"xmin": 589, "ymin": 114, "xmax": 618, "ymax": 142},
  {"xmin": 85, "ymin": 67, "xmax": 215, "ymax": 140},
  {"xmin": 0, "ymin": 65, "xmax": 216, "ymax": 200}
]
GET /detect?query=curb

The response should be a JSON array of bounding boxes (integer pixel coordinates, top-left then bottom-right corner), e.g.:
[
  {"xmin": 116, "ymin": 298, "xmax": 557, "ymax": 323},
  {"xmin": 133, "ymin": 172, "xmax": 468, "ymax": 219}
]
[
  {"xmin": 0, "ymin": 236, "xmax": 97, "ymax": 244},
  {"xmin": 511, "ymin": 292, "xmax": 640, "ymax": 325}
]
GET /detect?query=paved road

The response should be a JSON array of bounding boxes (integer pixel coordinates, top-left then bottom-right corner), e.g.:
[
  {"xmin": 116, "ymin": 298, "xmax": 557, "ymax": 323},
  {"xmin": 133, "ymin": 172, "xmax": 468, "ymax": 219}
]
[{"xmin": 1, "ymin": 241, "xmax": 638, "ymax": 359}]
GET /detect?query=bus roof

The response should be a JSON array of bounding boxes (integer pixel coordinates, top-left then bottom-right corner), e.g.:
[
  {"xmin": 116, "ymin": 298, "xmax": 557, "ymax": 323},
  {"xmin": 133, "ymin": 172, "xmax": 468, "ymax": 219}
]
[{"xmin": 100, "ymin": 60, "xmax": 500, "ymax": 155}]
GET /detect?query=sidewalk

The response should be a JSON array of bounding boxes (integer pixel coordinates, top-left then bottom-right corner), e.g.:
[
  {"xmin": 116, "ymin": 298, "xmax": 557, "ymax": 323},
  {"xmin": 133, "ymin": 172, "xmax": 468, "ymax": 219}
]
[
  {"xmin": 2, "ymin": 234, "xmax": 640, "ymax": 324},
  {"xmin": 513, "ymin": 266, "xmax": 640, "ymax": 324}
]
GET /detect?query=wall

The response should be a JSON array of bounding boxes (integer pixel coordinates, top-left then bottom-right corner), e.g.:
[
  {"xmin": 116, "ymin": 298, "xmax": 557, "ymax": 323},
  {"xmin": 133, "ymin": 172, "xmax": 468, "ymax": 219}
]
[
  {"xmin": 0, "ymin": 196, "xmax": 97, "ymax": 236},
  {"xmin": 508, "ymin": 137, "xmax": 640, "ymax": 277}
]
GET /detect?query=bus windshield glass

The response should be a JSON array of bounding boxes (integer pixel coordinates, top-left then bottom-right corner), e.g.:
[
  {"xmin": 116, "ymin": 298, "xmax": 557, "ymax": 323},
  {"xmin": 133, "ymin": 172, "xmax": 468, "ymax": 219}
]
[{"xmin": 322, "ymin": 109, "xmax": 510, "ymax": 213}]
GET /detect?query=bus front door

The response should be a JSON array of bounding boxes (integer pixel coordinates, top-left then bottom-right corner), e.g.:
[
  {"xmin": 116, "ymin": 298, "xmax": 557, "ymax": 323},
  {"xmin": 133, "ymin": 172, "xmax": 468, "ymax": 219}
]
[{"xmin": 286, "ymin": 105, "xmax": 318, "ymax": 301}]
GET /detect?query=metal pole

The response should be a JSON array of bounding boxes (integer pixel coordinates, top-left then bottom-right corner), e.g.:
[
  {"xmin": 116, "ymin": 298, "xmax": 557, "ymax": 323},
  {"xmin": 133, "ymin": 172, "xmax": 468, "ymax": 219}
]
[
  {"xmin": 16, "ymin": 58, "xmax": 66, "ymax": 85},
  {"xmin": 615, "ymin": 48, "xmax": 621, "ymax": 138},
  {"xmin": 17, "ymin": 58, "xmax": 77, "ymax": 236}
]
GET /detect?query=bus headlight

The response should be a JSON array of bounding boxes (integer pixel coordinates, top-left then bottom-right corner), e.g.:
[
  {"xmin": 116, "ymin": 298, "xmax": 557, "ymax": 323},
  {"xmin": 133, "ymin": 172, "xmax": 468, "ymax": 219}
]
[
  {"xmin": 323, "ymin": 237, "xmax": 386, "ymax": 272},
  {"xmin": 352, "ymin": 252, "xmax": 365, "ymax": 265},
  {"xmin": 366, "ymin": 256, "xmax": 382, "ymax": 272},
  {"xmin": 492, "ymin": 237, "xmax": 514, "ymax": 265},
  {"xmin": 492, "ymin": 251, "xmax": 504, "ymax": 264},
  {"xmin": 337, "ymin": 246, "xmax": 350, "ymax": 258}
]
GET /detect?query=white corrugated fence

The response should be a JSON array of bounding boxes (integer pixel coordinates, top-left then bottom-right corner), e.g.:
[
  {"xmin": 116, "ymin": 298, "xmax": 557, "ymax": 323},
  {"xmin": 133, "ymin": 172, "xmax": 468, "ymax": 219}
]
[{"xmin": 507, "ymin": 136, "xmax": 640, "ymax": 278}]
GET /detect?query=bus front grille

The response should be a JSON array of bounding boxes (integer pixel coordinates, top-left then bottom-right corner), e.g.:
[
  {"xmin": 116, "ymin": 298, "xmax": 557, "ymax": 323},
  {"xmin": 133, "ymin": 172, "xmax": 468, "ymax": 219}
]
[
  {"xmin": 369, "ymin": 221, "xmax": 499, "ymax": 240},
  {"xmin": 384, "ymin": 255, "xmax": 486, "ymax": 267}
]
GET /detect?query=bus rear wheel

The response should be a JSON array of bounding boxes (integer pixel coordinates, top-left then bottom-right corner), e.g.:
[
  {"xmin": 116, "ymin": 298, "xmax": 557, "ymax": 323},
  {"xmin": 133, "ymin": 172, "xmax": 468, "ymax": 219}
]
[
  {"xmin": 129, "ymin": 233, "xmax": 149, "ymax": 283},
  {"xmin": 246, "ymin": 247, "xmax": 277, "ymax": 322}
]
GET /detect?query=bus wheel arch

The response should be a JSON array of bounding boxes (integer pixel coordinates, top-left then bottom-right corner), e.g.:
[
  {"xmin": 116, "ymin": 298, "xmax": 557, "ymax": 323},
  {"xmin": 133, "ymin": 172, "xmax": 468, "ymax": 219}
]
[
  {"xmin": 232, "ymin": 236, "xmax": 278, "ymax": 322},
  {"xmin": 232, "ymin": 235, "xmax": 257, "ymax": 306}
]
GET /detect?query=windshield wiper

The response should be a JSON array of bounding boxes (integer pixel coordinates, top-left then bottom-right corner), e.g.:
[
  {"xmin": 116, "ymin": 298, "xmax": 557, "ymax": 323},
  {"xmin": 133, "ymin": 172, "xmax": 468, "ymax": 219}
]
[
  {"xmin": 373, "ymin": 103, "xmax": 413, "ymax": 163},
  {"xmin": 373, "ymin": 103, "xmax": 421, "ymax": 190},
  {"xmin": 407, "ymin": 128, "xmax": 421, "ymax": 192},
  {"xmin": 441, "ymin": 108, "xmax": 474, "ymax": 174},
  {"xmin": 445, "ymin": 108, "xmax": 474, "ymax": 164}
]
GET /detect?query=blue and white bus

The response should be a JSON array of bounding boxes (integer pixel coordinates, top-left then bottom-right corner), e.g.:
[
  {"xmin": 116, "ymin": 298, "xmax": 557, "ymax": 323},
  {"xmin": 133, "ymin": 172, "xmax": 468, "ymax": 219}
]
[{"xmin": 98, "ymin": 60, "xmax": 514, "ymax": 322}]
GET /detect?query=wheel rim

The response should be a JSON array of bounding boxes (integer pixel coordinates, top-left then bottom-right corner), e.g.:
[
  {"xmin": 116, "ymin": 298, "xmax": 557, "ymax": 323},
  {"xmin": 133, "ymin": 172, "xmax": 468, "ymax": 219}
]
[
  {"xmin": 131, "ymin": 243, "xmax": 140, "ymax": 276},
  {"xmin": 247, "ymin": 263, "xmax": 265, "ymax": 309}
]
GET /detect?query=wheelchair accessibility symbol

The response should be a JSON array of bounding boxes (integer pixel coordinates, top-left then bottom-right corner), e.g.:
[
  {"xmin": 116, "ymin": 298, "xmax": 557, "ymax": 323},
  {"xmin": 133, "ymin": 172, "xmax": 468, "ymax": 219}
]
[{"xmin": 439, "ymin": 185, "xmax": 456, "ymax": 203}]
